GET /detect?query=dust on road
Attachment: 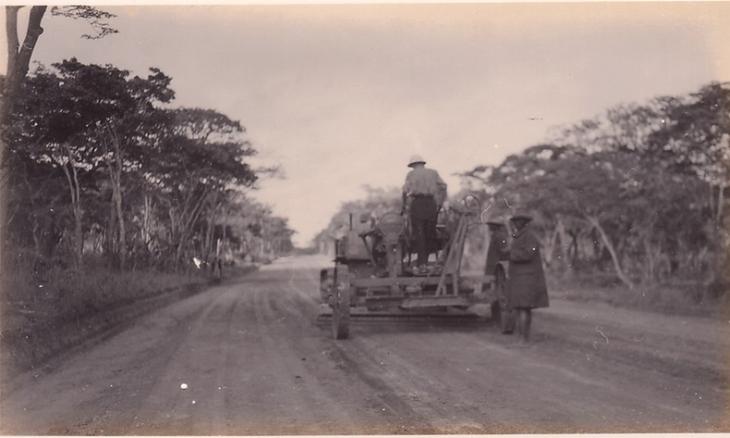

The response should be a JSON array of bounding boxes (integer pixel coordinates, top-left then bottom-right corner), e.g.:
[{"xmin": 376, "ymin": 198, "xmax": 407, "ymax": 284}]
[{"xmin": 1, "ymin": 255, "xmax": 727, "ymax": 434}]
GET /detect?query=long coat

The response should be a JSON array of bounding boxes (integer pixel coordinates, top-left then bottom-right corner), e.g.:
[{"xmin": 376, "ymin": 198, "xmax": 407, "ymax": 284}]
[{"xmin": 507, "ymin": 225, "xmax": 549, "ymax": 309}]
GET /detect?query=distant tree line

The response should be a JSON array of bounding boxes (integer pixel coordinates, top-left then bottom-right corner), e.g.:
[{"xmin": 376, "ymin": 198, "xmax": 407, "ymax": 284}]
[
  {"xmin": 460, "ymin": 82, "xmax": 729, "ymax": 294},
  {"xmin": 313, "ymin": 186, "xmax": 402, "ymax": 255},
  {"xmin": 2, "ymin": 58, "xmax": 294, "ymax": 273}
]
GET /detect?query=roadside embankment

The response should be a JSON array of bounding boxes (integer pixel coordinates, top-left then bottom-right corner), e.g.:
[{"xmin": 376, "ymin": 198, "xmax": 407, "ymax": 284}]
[{"xmin": 0, "ymin": 263, "xmax": 257, "ymax": 386}]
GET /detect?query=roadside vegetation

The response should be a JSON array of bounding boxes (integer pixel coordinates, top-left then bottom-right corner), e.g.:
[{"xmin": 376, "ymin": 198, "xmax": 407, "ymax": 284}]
[
  {"xmin": 317, "ymin": 83, "xmax": 730, "ymax": 315},
  {"xmin": 0, "ymin": 7, "xmax": 294, "ymax": 377}
]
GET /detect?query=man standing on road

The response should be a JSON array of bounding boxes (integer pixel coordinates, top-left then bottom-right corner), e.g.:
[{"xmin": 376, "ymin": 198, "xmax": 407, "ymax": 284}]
[
  {"xmin": 507, "ymin": 210, "xmax": 549, "ymax": 342},
  {"xmin": 402, "ymin": 155, "xmax": 447, "ymax": 274}
]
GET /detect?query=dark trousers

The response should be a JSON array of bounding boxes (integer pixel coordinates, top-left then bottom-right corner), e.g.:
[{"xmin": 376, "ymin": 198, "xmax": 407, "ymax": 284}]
[{"xmin": 409, "ymin": 196, "xmax": 437, "ymax": 266}]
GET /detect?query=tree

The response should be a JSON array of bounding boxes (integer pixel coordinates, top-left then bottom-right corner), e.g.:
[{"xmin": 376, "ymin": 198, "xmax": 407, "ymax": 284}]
[
  {"xmin": 647, "ymin": 82, "xmax": 730, "ymax": 288},
  {"xmin": 314, "ymin": 186, "xmax": 401, "ymax": 253},
  {"xmin": 5, "ymin": 58, "xmax": 289, "ymax": 274},
  {"xmin": 1, "ymin": 5, "xmax": 116, "ymax": 272},
  {"xmin": 91, "ymin": 65, "xmax": 174, "ymax": 269},
  {"xmin": 146, "ymin": 108, "xmax": 257, "ymax": 266},
  {"xmin": 457, "ymin": 82, "xmax": 729, "ymax": 294},
  {"xmin": 648, "ymin": 82, "xmax": 730, "ymax": 223},
  {"xmin": 6, "ymin": 61, "xmax": 167, "ymax": 267}
]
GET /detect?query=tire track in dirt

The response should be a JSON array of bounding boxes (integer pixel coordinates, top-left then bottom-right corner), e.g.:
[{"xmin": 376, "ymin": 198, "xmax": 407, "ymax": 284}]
[
  {"xmin": 2, "ymin": 255, "xmax": 728, "ymax": 434},
  {"xmin": 278, "ymin": 265, "xmax": 443, "ymax": 433},
  {"xmin": 537, "ymin": 313, "xmax": 728, "ymax": 392},
  {"xmin": 279, "ymin": 264, "xmax": 497, "ymax": 432},
  {"xmin": 95, "ymin": 285, "xmax": 242, "ymax": 434},
  {"xmin": 0, "ymin": 286, "xmax": 219, "ymax": 434},
  {"xmin": 224, "ymin": 265, "xmax": 433, "ymax": 433},
  {"xmin": 540, "ymin": 304, "xmax": 730, "ymax": 375},
  {"xmin": 333, "ymin": 307, "xmax": 727, "ymax": 432},
  {"xmin": 156, "ymin": 288, "xmax": 241, "ymax": 435}
]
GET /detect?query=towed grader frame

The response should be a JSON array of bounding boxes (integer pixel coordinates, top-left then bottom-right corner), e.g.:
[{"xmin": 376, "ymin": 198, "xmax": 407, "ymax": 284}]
[{"xmin": 319, "ymin": 196, "xmax": 512, "ymax": 339}]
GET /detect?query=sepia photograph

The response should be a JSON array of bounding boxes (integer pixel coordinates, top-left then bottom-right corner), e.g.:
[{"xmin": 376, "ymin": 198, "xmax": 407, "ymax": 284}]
[{"xmin": 0, "ymin": 1, "xmax": 729, "ymax": 434}]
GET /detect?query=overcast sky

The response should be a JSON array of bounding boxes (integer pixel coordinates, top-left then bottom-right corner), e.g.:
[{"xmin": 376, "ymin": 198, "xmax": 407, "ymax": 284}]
[{"xmin": 3, "ymin": 3, "xmax": 729, "ymax": 246}]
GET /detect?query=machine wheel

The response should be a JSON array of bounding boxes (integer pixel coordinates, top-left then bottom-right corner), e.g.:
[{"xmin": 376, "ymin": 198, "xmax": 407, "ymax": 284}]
[
  {"xmin": 494, "ymin": 267, "xmax": 515, "ymax": 334},
  {"xmin": 331, "ymin": 266, "xmax": 351, "ymax": 340}
]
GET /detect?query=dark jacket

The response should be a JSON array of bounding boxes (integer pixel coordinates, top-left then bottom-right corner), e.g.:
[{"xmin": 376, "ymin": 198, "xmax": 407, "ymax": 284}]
[
  {"xmin": 507, "ymin": 225, "xmax": 549, "ymax": 309},
  {"xmin": 485, "ymin": 227, "xmax": 509, "ymax": 275}
]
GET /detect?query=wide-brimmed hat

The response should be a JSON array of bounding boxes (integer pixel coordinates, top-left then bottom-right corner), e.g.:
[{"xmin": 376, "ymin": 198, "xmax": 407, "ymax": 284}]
[
  {"xmin": 407, "ymin": 154, "xmax": 426, "ymax": 167},
  {"xmin": 485, "ymin": 215, "xmax": 507, "ymax": 226},
  {"xmin": 510, "ymin": 210, "xmax": 533, "ymax": 222}
]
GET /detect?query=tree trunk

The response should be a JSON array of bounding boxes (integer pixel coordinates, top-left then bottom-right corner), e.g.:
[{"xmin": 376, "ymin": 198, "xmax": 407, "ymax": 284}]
[
  {"xmin": 1, "ymin": 6, "xmax": 47, "ymax": 274},
  {"xmin": 174, "ymin": 188, "xmax": 209, "ymax": 267},
  {"xmin": 111, "ymin": 184, "xmax": 125, "ymax": 269},
  {"xmin": 568, "ymin": 231, "xmax": 579, "ymax": 269},
  {"xmin": 586, "ymin": 215, "xmax": 635, "ymax": 290},
  {"xmin": 58, "ymin": 145, "xmax": 83, "ymax": 269},
  {"xmin": 540, "ymin": 224, "xmax": 559, "ymax": 268},
  {"xmin": 70, "ymin": 169, "xmax": 83, "ymax": 269},
  {"xmin": 718, "ymin": 183, "xmax": 725, "ymax": 226},
  {"xmin": 222, "ymin": 221, "xmax": 227, "ymax": 251},
  {"xmin": 105, "ymin": 125, "xmax": 126, "ymax": 270},
  {"xmin": 590, "ymin": 228, "xmax": 601, "ymax": 262},
  {"xmin": 3, "ymin": 6, "xmax": 47, "ymax": 115},
  {"xmin": 31, "ymin": 220, "xmax": 42, "ymax": 258},
  {"xmin": 203, "ymin": 199, "xmax": 222, "ymax": 262},
  {"xmin": 168, "ymin": 206, "xmax": 179, "ymax": 249},
  {"xmin": 642, "ymin": 238, "xmax": 655, "ymax": 284},
  {"xmin": 555, "ymin": 218, "xmax": 572, "ymax": 273},
  {"xmin": 141, "ymin": 193, "xmax": 152, "ymax": 248},
  {"xmin": 73, "ymin": 200, "xmax": 83, "ymax": 268},
  {"xmin": 6, "ymin": 7, "xmax": 47, "ymax": 93},
  {"xmin": 106, "ymin": 199, "xmax": 117, "ymax": 266},
  {"xmin": 204, "ymin": 216, "xmax": 214, "ymax": 260}
]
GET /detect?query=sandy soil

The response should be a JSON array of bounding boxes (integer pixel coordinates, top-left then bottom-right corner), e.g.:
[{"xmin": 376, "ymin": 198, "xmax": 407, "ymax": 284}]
[{"xmin": 1, "ymin": 254, "xmax": 728, "ymax": 434}]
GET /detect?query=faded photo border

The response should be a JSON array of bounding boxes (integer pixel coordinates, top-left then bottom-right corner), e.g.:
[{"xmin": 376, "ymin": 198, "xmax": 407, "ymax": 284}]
[{"xmin": 1, "ymin": 0, "xmax": 729, "ymax": 436}]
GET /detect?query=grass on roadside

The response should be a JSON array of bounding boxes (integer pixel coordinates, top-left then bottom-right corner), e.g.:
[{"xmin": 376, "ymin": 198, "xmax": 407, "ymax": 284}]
[
  {"xmin": 2, "ymin": 266, "xmax": 207, "ymax": 331},
  {"xmin": 0, "ymin": 259, "xmax": 255, "ymax": 380},
  {"xmin": 548, "ymin": 273, "xmax": 729, "ymax": 318}
]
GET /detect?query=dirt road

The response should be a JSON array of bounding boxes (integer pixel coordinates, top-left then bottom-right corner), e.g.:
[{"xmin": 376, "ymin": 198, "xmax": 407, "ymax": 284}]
[{"xmin": 1, "ymin": 255, "xmax": 728, "ymax": 434}]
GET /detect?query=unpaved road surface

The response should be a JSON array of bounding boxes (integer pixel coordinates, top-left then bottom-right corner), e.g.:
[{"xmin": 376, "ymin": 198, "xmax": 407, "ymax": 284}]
[{"xmin": 1, "ymin": 255, "xmax": 728, "ymax": 434}]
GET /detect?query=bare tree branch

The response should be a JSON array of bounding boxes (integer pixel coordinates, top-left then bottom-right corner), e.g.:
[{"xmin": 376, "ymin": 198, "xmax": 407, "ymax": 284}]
[{"xmin": 50, "ymin": 6, "xmax": 118, "ymax": 40}]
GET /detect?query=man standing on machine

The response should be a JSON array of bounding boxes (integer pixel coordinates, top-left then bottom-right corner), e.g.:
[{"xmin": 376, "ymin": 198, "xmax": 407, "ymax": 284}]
[{"xmin": 402, "ymin": 155, "xmax": 447, "ymax": 274}]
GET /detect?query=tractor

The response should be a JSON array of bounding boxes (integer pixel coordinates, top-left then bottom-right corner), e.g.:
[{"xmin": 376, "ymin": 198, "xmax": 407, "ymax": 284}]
[{"xmin": 319, "ymin": 195, "xmax": 511, "ymax": 339}]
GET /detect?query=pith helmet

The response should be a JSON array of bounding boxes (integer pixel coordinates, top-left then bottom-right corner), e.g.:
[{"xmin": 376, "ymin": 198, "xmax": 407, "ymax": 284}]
[
  {"xmin": 510, "ymin": 210, "xmax": 533, "ymax": 222},
  {"xmin": 407, "ymin": 154, "xmax": 426, "ymax": 167}
]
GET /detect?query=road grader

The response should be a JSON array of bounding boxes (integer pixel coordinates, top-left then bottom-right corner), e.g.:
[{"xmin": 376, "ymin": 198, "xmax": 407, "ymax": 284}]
[{"xmin": 319, "ymin": 195, "xmax": 513, "ymax": 339}]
